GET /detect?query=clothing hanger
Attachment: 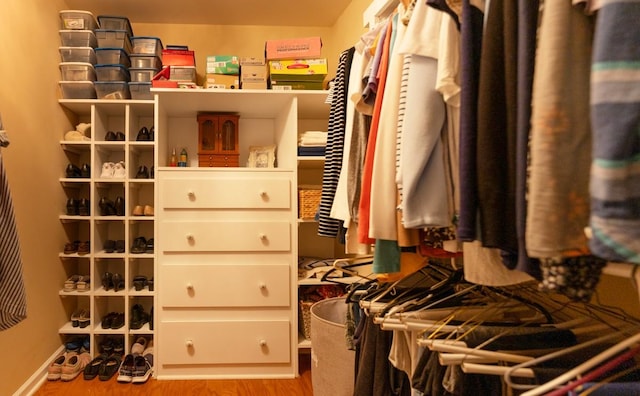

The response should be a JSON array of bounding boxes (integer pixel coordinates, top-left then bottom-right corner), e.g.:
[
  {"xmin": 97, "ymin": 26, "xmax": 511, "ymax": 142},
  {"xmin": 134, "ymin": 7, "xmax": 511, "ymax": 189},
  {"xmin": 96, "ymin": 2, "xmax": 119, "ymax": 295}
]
[
  {"xmin": 319, "ymin": 256, "xmax": 376, "ymax": 284},
  {"xmin": 517, "ymin": 330, "xmax": 640, "ymax": 396}
]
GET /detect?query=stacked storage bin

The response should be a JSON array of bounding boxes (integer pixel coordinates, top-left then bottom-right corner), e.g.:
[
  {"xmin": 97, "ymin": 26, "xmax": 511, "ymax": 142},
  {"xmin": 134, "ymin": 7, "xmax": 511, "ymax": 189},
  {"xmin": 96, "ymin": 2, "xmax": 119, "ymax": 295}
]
[
  {"xmin": 129, "ymin": 36, "xmax": 164, "ymax": 99},
  {"xmin": 58, "ymin": 10, "xmax": 99, "ymax": 99},
  {"xmin": 94, "ymin": 16, "xmax": 134, "ymax": 99}
]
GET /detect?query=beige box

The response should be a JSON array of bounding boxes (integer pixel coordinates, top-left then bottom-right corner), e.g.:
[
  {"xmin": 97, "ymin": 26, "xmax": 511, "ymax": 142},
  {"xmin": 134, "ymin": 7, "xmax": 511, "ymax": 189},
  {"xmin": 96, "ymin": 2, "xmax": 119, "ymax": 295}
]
[
  {"xmin": 241, "ymin": 81, "xmax": 268, "ymax": 90},
  {"xmin": 241, "ymin": 64, "xmax": 268, "ymax": 82},
  {"xmin": 205, "ymin": 73, "xmax": 239, "ymax": 89},
  {"xmin": 240, "ymin": 57, "xmax": 266, "ymax": 66}
]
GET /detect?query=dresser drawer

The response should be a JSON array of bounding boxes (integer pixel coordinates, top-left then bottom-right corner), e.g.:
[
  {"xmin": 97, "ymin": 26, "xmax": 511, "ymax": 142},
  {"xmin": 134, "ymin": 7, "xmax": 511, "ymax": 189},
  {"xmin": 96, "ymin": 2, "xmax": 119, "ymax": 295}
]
[
  {"xmin": 160, "ymin": 320, "xmax": 291, "ymax": 365},
  {"xmin": 160, "ymin": 220, "xmax": 290, "ymax": 252},
  {"xmin": 159, "ymin": 174, "xmax": 291, "ymax": 209},
  {"xmin": 161, "ymin": 264, "xmax": 290, "ymax": 307}
]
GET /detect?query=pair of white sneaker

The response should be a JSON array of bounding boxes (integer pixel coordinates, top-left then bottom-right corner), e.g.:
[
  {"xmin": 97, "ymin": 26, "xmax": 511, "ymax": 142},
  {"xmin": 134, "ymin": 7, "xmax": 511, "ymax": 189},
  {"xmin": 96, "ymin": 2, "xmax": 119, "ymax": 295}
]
[{"xmin": 101, "ymin": 161, "xmax": 126, "ymax": 179}]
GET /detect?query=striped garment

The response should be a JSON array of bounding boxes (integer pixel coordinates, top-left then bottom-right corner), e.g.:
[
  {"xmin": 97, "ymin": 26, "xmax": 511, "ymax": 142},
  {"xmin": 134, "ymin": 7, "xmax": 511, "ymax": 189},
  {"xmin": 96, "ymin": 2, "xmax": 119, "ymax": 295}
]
[
  {"xmin": 0, "ymin": 152, "xmax": 27, "ymax": 330},
  {"xmin": 317, "ymin": 48, "xmax": 354, "ymax": 237},
  {"xmin": 590, "ymin": 0, "xmax": 640, "ymax": 263}
]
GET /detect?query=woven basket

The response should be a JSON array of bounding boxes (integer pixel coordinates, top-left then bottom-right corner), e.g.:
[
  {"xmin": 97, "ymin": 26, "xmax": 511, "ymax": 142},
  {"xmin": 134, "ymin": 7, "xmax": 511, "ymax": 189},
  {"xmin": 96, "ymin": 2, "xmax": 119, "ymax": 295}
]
[
  {"xmin": 298, "ymin": 186, "xmax": 321, "ymax": 220},
  {"xmin": 299, "ymin": 300, "xmax": 314, "ymax": 339}
]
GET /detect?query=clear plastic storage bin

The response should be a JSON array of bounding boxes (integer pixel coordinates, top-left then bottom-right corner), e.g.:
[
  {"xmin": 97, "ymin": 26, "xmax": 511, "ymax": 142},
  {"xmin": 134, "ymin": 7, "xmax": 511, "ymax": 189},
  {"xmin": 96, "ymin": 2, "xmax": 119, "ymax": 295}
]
[
  {"xmin": 130, "ymin": 54, "xmax": 162, "ymax": 69},
  {"xmin": 59, "ymin": 30, "xmax": 97, "ymax": 48},
  {"xmin": 59, "ymin": 10, "xmax": 98, "ymax": 31},
  {"xmin": 59, "ymin": 62, "xmax": 96, "ymax": 81},
  {"xmin": 94, "ymin": 81, "xmax": 131, "ymax": 99},
  {"xmin": 59, "ymin": 47, "xmax": 96, "ymax": 64},
  {"xmin": 131, "ymin": 36, "xmax": 164, "ymax": 57},
  {"xmin": 97, "ymin": 15, "xmax": 133, "ymax": 37},
  {"xmin": 169, "ymin": 66, "xmax": 196, "ymax": 82},
  {"xmin": 128, "ymin": 82, "xmax": 152, "ymax": 100},
  {"xmin": 95, "ymin": 30, "xmax": 132, "ymax": 54},
  {"xmin": 59, "ymin": 81, "xmax": 97, "ymax": 99},
  {"xmin": 95, "ymin": 48, "xmax": 131, "ymax": 68},
  {"xmin": 95, "ymin": 64, "xmax": 130, "ymax": 82},
  {"xmin": 129, "ymin": 68, "xmax": 160, "ymax": 83}
]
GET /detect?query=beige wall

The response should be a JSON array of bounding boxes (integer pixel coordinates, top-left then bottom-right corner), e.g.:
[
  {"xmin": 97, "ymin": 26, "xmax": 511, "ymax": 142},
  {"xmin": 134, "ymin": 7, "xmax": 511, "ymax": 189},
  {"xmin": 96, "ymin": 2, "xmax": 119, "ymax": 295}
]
[
  {"xmin": 3, "ymin": 1, "xmax": 637, "ymax": 394},
  {"xmin": 0, "ymin": 0, "xmax": 77, "ymax": 394},
  {"xmin": 0, "ymin": 1, "xmax": 371, "ymax": 395}
]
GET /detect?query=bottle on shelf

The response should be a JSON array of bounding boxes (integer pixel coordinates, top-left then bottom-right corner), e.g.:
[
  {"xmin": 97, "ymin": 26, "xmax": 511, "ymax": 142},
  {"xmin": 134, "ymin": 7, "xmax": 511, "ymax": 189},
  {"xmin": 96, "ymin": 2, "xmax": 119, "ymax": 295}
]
[
  {"xmin": 169, "ymin": 147, "xmax": 177, "ymax": 167},
  {"xmin": 179, "ymin": 148, "xmax": 188, "ymax": 167}
]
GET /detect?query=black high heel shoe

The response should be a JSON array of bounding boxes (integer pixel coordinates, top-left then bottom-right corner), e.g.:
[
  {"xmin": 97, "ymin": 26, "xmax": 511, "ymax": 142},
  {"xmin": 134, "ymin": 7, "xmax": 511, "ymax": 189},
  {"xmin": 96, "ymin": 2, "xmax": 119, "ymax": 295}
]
[
  {"xmin": 136, "ymin": 127, "xmax": 150, "ymax": 141},
  {"xmin": 112, "ymin": 273, "xmax": 124, "ymax": 292},
  {"xmin": 102, "ymin": 272, "xmax": 113, "ymax": 291},
  {"xmin": 115, "ymin": 196, "xmax": 125, "ymax": 216}
]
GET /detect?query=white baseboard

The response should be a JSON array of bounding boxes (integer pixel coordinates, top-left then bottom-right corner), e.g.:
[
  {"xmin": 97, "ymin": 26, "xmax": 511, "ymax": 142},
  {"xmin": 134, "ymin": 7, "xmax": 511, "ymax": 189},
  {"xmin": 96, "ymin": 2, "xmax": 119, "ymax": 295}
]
[{"xmin": 13, "ymin": 346, "xmax": 65, "ymax": 396}]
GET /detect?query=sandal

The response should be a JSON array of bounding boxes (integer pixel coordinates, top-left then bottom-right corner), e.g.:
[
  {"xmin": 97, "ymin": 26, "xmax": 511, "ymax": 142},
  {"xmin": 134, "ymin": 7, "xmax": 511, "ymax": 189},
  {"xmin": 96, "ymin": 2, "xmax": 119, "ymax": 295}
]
[
  {"xmin": 76, "ymin": 275, "xmax": 90, "ymax": 292},
  {"xmin": 64, "ymin": 275, "xmax": 82, "ymax": 292}
]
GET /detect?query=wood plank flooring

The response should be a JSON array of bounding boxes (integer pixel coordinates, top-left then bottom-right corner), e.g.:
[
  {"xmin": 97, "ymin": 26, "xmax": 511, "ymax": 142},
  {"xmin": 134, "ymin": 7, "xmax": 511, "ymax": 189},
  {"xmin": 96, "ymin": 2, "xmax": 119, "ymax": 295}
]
[{"xmin": 34, "ymin": 353, "xmax": 314, "ymax": 396}]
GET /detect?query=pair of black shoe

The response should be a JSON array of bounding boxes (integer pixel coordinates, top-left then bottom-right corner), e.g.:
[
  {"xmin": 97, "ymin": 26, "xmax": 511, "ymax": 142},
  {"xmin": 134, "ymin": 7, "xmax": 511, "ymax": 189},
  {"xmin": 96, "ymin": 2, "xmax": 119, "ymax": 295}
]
[
  {"xmin": 105, "ymin": 131, "xmax": 125, "ymax": 141},
  {"xmin": 104, "ymin": 239, "xmax": 125, "ymax": 253},
  {"xmin": 131, "ymin": 236, "xmax": 153, "ymax": 254},
  {"xmin": 135, "ymin": 165, "xmax": 152, "ymax": 179},
  {"xmin": 102, "ymin": 272, "xmax": 124, "ymax": 292},
  {"xmin": 99, "ymin": 335, "xmax": 124, "ymax": 356},
  {"xmin": 83, "ymin": 353, "xmax": 122, "ymax": 381},
  {"xmin": 101, "ymin": 312, "xmax": 125, "ymax": 329},
  {"xmin": 67, "ymin": 198, "xmax": 90, "ymax": 216},
  {"xmin": 136, "ymin": 126, "xmax": 154, "ymax": 141},
  {"xmin": 99, "ymin": 197, "xmax": 125, "ymax": 216},
  {"xmin": 66, "ymin": 163, "xmax": 91, "ymax": 178}
]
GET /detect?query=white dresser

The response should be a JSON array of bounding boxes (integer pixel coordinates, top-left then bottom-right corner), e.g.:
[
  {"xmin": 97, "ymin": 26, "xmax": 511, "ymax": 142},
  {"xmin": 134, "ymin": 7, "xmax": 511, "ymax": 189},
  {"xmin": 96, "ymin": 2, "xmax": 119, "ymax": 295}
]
[{"xmin": 157, "ymin": 169, "xmax": 297, "ymax": 378}]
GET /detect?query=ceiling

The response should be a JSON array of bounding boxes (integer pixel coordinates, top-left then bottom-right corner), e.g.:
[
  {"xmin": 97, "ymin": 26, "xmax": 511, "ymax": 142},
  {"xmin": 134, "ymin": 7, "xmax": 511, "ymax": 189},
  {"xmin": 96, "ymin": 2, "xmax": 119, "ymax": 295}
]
[{"xmin": 63, "ymin": 0, "xmax": 353, "ymax": 27}]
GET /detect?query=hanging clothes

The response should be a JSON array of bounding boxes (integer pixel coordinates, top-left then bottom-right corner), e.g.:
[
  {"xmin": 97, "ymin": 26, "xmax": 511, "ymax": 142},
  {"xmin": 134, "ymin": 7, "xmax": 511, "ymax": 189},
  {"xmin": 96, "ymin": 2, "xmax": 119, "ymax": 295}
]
[
  {"xmin": 456, "ymin": 0, "xmax": 484, "ymax": 242},
  {"xmin": 475, "ymin": 0, "xmax": 519, "ymax": 254},
  {"xmin": 358, "ymin": 17, "xmax": 394, "ymax": 245},
  {"xmin": 0, "ymin": 148, "xmax": 27, "ymax": 330},
  {"xmin": 525, "ymin": 0, "xmax": 594, "ymax": 260},
  {"xmin": 589, "ymin": 0, "xmax": 640, "ymax": 264}
]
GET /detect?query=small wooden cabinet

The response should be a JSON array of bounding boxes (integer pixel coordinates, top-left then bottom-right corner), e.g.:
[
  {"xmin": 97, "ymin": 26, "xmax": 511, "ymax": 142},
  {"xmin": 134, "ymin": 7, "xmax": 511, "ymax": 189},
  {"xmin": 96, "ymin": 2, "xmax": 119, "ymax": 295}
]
[{"xmin": 197, "ymin": 113, "xmax": 240, "ymax": 167}]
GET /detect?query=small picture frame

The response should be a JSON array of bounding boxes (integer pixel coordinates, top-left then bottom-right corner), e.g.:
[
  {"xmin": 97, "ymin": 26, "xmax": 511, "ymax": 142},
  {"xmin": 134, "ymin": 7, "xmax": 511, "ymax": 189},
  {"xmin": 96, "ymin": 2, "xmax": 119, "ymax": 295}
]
[{"xmin": 247, "ymin": 145, "xmax": 276, "ymax": 168}]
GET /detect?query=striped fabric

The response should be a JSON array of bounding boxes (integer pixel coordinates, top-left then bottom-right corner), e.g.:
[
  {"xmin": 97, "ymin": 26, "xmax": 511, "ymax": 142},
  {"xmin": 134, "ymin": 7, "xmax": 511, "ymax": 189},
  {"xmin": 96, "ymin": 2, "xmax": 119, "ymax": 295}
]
[
  {"xmin": 318, "ymin": 48, "xmax": 354, "ymax": 237},
  {"xmin": 0, "ymin": 152, "xmax": 27, "ymax": 330},
  {"xmin": 589, "ymin": 0, "xmax": 640, "ymax": 263}
]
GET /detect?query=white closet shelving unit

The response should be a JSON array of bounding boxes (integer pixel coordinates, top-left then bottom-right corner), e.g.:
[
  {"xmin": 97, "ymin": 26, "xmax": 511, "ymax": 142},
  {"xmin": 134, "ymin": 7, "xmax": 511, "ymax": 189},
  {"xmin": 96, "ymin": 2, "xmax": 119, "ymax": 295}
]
[
  {"xmin": 152, "ymin": 88, "xmax": 330, "ymax": 379},
  {"xmin": 58, "ymin": 99, "xmax": 157, "ymax": 356}
]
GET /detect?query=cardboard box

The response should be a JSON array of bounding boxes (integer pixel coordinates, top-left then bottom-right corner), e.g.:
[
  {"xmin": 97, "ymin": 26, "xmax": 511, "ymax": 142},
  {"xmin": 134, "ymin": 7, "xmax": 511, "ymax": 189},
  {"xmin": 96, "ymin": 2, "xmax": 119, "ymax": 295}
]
[
  {"xmin": 269, "ymin": 80, "xmax": 324, "ymax": 90},
  {"xmin": 205, "ymin": 73, "xmax": 239, "ymax": 89},
  {"xmin": 240, "ymin": 57, "xmax": 266, "ymax": 66},
  {"xmin": 241, "ymin": 81, "xmax": 268, "ymax": 90},
  {"xmin": 206, "ymin": 55, "xmax": 240, "ymax": 75},
  {"xmin": 241, "ymin": 64, "xmax": 268, "ymax": 82},
  {"xmin": 162, "ymin": 49, "xmax": 195, "ymax": 66},
  {"xmin": 268, "ymin": 59, "xmax": 327, "ymax": 82},
  {"xmin": 265, "ymin": 36, "xmax": 322, "ymax": 60}
]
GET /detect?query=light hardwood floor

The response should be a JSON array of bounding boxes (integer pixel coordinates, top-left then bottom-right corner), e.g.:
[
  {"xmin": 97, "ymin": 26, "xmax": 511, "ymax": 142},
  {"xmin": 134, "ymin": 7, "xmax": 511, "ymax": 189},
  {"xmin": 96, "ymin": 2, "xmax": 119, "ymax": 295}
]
[{"xmin": 34, "ymin": 353, "xmax": 314, "ymax": 396}]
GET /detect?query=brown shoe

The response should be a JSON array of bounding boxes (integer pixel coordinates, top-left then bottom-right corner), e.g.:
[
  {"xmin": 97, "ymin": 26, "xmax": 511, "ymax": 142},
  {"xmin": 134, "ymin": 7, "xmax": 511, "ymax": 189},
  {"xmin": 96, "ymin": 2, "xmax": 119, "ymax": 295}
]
[
  {"xmin": 132, "ymin": 205, "xmax": 144, "ymax": 216},
  {"xmin": 77, "ymin": 241, "xmax": 90, "ymax": 255},
  {"xmin": 143, "ymin": 205, "xmax": 154, "ymax": 216}
]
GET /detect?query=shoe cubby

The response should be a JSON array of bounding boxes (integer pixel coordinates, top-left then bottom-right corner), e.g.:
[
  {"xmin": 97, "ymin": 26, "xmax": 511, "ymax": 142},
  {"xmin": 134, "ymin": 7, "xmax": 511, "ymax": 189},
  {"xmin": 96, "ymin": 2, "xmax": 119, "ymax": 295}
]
[
  {"xmin": 94, "ymin": 296, "xmax": 126, "ymax": 333},
  {"xmin": 58, "ymin": 99, "xmax": 156, "ymax": 362}
]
